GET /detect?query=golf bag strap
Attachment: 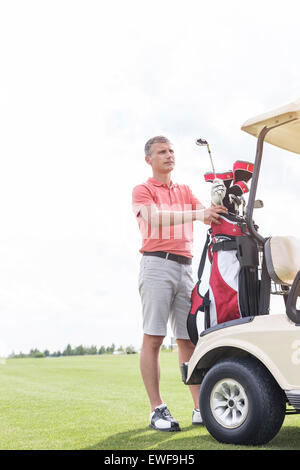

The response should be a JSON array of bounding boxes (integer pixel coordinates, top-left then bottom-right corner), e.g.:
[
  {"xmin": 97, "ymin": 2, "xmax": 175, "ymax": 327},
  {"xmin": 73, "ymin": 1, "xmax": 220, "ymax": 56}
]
[
  {"xmin": 197, "ymin": 230, "xmax": 211, "ymax": 281},
  {"xmin": 212, "ymin": 239, "xmax": 237, "ymax": 253}
]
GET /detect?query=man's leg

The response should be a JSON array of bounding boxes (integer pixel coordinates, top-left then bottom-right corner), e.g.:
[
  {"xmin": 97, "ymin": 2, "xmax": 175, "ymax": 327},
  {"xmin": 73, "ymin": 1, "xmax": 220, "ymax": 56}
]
[
  {"xmin": 139, "ymin": 333, "xmax": 164, "ymax": 411},
  {"xmin": 176, "ymin": 338, "xmax": 200, "ymax": 409},
  {"xmin": 138, "ymin": 256, "xmax": 175, "ymax": 411},
  {"xmin": 138, "ymin": 256, "xmax": 181, "ymax": 431},
  {"xmin": 170, "ymin": 263, "xmax": 202, "ymax": 415}
]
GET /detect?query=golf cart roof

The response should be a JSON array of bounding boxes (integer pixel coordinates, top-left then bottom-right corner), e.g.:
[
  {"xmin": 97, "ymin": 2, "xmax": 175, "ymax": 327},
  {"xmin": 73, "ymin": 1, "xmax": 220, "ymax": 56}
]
[{"xmin": 241, "ymin": 98, "xmax": 300, "ymax": 155}]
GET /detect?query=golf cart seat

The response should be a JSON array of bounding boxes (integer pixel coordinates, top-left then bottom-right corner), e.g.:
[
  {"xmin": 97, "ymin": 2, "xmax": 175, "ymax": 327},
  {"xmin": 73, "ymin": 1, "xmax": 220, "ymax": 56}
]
[{"xmin": 264, "ymin": 236, "xmax": 300, "ymax": 286}]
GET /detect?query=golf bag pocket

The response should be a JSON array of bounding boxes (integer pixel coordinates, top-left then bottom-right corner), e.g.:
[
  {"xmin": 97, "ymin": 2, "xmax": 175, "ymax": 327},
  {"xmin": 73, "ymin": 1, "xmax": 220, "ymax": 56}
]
[
  {"xmin": 236, "ymin": 235, "xmax": 259, "ymax": 267},
  {"xmin": 208, "ymin": 241, "xmax": 242, "ymax": 327}
]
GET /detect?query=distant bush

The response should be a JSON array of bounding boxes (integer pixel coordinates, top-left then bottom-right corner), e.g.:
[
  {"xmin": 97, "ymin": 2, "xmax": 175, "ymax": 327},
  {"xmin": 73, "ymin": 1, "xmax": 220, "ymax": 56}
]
[
  {"xmin": 10, "ymin": 343, "xmax": 138, "ymax": 358},
  {"xmin": 29, "ymin": 349, "xmax": 45, "ymax": 358}
]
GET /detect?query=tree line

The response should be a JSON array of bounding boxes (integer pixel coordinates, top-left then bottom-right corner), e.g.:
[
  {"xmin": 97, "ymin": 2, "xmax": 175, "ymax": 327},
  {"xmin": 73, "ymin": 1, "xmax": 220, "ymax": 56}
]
[{"xmin": 9, "ymin": 343, "xmax": 137, "ymax": 359}]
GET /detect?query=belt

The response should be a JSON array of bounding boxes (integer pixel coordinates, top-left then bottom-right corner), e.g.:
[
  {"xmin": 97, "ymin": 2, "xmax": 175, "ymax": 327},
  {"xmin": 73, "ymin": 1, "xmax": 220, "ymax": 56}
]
[{"xmin": 143, "ymin": 251, "xmax": 192, "ymax": 265}]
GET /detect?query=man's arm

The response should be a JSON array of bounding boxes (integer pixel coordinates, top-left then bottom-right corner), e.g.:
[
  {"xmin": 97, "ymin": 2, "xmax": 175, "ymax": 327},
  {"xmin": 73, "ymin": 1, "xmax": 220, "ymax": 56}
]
[{"xmin": 139, "ymin": 204, "xmax": 227, "ymax": 227}]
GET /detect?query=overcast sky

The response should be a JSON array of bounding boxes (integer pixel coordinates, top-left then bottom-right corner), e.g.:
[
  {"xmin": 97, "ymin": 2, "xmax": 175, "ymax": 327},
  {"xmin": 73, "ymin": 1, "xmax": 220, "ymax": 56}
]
[{"xmin": 0, "ymin": 0, "xmax": 300, "ymax": 355}]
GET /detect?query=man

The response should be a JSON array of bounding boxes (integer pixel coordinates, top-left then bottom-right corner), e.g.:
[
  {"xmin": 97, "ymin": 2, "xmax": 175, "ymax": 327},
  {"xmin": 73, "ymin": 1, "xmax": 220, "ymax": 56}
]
[{"xmin": 132, "ymin": 136, "xmax": 227, "ymax": 432}]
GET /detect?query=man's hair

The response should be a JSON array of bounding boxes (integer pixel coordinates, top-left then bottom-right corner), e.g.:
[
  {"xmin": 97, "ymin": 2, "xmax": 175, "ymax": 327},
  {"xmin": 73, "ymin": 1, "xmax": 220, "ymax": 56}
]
[{"xmin": 144, "ymin": 136, "xmax": 171, "ymax": 156}]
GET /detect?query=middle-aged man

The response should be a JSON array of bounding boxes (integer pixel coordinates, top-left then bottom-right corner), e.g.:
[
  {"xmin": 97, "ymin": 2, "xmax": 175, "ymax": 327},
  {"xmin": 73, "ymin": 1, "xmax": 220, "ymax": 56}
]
[{"xmin": 132, "ymin": 136, "xmax": 227, "ymax": 432}]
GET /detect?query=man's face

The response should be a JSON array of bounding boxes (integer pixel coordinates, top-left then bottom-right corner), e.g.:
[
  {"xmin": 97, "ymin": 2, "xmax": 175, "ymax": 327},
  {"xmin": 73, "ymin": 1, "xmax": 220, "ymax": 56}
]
[{"xmin": 145, "ymin": 142, "xmax": 175, "ymax": 174}]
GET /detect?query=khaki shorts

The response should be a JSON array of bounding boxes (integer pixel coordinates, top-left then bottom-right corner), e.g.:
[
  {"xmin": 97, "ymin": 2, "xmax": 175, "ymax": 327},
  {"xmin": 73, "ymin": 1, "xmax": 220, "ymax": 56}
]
[{"xmin": 138, "ymin": 255, "xmax": 194, "ymax": 339}]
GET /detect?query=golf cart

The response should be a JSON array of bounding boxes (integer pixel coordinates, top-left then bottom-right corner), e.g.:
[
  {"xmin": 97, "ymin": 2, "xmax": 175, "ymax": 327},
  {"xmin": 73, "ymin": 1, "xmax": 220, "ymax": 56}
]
[{"xmin": 182, "ymin": 99, "xmax": 300, "ymax": 446}]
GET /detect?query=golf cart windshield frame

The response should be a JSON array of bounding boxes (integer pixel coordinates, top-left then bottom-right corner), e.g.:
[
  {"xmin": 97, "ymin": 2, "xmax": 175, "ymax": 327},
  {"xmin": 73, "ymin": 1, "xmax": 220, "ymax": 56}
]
[
  {"xmin": 245, "ymin": 118, "xmax": 298, "ymax": 244},
  {"xmin": 245, "ymin": 117, "xmax": 300, "ymax": 324}
]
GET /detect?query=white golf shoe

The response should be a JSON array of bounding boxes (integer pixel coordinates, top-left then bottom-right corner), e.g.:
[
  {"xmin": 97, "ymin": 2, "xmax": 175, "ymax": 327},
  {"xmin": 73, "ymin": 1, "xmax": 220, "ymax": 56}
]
[
  {"xmin": 192, "ymin": 408, "xmax": 204, "ymax": 425},
  {"xmin": 149, "ymin": 404, "xmax": 181, "ymax": 432}
]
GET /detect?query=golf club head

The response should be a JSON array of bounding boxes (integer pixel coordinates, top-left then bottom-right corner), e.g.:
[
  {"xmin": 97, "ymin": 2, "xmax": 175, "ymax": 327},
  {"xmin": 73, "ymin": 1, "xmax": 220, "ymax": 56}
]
[
  {"xmin": 225, "ymin": 194, "xmax": 242, "ymax": 215},
  {"xmin": 229, "ymin": 194, "xmax": 242, "ymax": 207},
  {"xmin": 254, "ymin": 199, "xmax": 264, "ymax": 209},
  {"xmin": 211, "ymin": 178, "xmax": 226, "ymax": 206},
  {"xmin": 227, "ymin": 181, "xmax": 249, "ymax": 197},
  {"xmin": 233, "ymin": 160, "xmax": 254, "ymax": 184},
  {"xmin": 196, "ymin": 138, "xmax": 208, "ymax": 146},
  {"xmin": 204, "ymin": 171, "xmax": 233, "ymax": 189}
]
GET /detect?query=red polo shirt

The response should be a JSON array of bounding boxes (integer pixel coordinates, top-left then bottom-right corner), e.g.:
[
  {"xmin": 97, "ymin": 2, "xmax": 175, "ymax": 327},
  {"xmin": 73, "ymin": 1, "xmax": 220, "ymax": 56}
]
[{"xmin": 132, "ymin": 177, "xmax": 203, "ymax": 258}]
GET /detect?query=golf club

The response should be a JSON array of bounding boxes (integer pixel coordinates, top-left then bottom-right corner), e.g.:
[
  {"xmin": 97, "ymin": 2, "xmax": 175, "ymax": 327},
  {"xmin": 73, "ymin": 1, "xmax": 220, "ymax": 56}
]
[
  {"xmin": 196, "ymin": 138, "xmax": 227, "ymax": 205},
  {"xmin": 195, "ymin": 138, "xmax": 216, "ymax": 177}
]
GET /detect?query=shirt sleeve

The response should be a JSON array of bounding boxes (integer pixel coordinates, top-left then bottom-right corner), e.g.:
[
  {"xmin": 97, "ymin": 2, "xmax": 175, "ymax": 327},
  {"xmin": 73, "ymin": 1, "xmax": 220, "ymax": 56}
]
[{"xmin": 132, "ymin": 184, "xmax": 155, "ymax": 217}]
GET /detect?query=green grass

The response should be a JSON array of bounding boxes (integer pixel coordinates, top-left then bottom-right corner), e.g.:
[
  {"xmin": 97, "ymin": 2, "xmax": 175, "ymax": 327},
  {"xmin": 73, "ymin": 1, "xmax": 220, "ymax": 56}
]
[{"xmin": 0, "ymin": 353, "xmax": 299, "ymax": 450}]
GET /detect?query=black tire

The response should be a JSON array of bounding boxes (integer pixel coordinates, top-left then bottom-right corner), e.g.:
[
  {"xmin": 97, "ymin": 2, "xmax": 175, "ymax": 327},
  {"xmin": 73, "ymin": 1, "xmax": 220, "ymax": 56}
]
[{"xmin": 200, "ymin": 356, "xmax": 286, "ymax": 445}]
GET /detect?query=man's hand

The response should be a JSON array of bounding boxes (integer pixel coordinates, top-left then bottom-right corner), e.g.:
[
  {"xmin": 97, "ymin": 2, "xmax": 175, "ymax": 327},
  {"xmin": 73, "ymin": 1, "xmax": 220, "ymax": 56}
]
[
  {"xmin": 140, "ymin": 203, "xmax": 227, "ymax": 227},
  {"xmin": 203, "ymin": 205, "xmax": 228, "ymax": 225}
]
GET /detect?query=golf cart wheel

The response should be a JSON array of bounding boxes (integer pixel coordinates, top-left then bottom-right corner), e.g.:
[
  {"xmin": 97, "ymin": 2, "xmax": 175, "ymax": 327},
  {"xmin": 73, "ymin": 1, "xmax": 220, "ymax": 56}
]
[{"xmin": 200, "ymin": 356, "xmax": 286, "ymax": 446}]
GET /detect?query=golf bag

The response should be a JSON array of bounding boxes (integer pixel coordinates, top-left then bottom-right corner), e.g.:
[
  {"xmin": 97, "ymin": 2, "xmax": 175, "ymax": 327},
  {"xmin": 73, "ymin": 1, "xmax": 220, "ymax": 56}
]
[{"xmin": 187, "ymin": 161, "xmax": 260, "ymax": 345}]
